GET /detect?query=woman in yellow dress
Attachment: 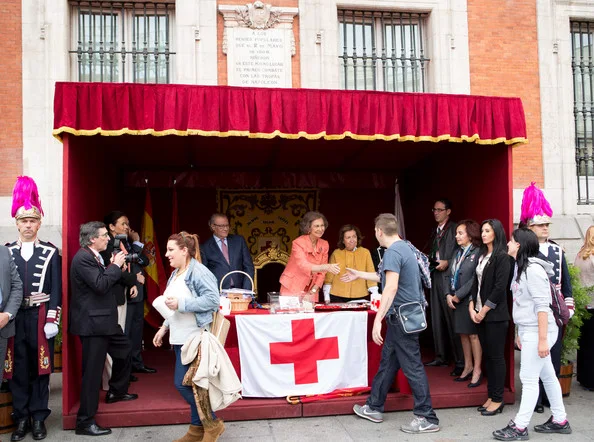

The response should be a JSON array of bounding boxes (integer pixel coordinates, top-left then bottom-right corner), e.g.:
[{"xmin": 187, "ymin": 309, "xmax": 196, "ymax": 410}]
[{"xmin": 323, "ymin": 224, "xmax": 378, "ymax": 303}]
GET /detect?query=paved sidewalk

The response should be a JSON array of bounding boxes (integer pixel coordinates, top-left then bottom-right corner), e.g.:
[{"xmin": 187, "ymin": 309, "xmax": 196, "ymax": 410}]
[{"xmin": 12, "ymin": 356, "xmax": 594, "ymax": 442}]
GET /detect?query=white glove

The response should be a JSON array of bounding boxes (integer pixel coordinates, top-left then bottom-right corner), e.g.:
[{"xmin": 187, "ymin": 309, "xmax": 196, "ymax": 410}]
[
  {"xmin": 369, "ymin": 286, "xmax": 379, "ymax": 296},
  {"xmin": 568, "ymin": 308, "xmax": 575, "ymax": 319},
  {"xmin": 322, "ymin": 284, "xmax": 331, "ymax": 303},
  {"xmin": 44, "ymin": 323, "xmax": 59, "ymax": 340}
]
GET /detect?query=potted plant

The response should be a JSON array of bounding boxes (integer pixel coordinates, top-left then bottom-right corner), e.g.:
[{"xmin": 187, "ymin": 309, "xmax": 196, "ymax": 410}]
[{"xmin": 559, "ymin": 265, "xmax": 592, "ymax": 396}]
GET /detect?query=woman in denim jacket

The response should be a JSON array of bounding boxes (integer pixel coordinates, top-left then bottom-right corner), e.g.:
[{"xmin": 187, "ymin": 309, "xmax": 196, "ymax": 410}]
[{"xmin": 153, "ymin": 232, "xmax": 221, "ymax": 442}]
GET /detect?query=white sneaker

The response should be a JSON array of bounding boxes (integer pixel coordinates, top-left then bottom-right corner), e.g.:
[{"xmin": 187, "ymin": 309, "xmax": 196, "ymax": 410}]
[
  {"xmin": 400, "ymin": 415, "xmax": 440, "ymax": 434},
  {"xmin": 353, "ymin": 404, "xmax": 383, "ymax": 423}
]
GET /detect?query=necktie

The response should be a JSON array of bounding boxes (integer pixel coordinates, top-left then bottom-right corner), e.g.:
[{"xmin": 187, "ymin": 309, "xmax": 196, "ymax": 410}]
[
  {"xmin": 221, "ymin": 239, "xmax": 230, "ymax": 264},
  {"xmin": 221, "ymin": 239, "xmax": 234, "ymax": 287}
]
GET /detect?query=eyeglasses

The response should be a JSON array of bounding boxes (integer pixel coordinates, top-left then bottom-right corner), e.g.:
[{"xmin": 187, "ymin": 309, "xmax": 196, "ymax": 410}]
[
  {"xmin": 431, "ymin": 208, "xmax": 446, "ymax": 213},
  {"xmin": 213, "ymin": 224, "xmax": 230, "ymax": 229}
]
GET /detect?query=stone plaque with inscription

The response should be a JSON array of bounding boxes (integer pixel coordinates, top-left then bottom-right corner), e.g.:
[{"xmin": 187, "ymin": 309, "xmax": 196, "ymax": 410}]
[
  {"xmin": 232, "ymin": 28, "xmax": 287, "ymax": 87},
  {"xmin": 220, "ymin": 2, "xmax": 298, "ymax": 88}
]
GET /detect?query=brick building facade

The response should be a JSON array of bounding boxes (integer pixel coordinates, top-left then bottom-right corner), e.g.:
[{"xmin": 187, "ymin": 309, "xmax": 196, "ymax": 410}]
[
  {"xmin": 0, "ymin": 0, "xmax": 23, "ymax": 195},
  {"xmin": 1, "ymin": 0, "xmax": 594, "ymax": 257}
]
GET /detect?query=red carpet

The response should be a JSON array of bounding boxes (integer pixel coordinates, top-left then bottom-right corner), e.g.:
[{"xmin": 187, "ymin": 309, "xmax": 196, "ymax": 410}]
[{"xmin": 62, "ymin": 350, "xmax": 513, "ymax": 429}]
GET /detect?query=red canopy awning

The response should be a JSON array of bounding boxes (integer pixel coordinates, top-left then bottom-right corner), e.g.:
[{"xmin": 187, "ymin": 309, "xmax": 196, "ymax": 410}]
[{"xmin": 53, "ymin": 82, "xmax": 527, "ymax": 145}]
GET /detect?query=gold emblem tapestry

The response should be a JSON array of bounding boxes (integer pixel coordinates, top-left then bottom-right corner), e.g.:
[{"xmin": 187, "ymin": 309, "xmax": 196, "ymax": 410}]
[{"xmin": 218, "ymin": 189, "xmax": 319, "ymax": 256}]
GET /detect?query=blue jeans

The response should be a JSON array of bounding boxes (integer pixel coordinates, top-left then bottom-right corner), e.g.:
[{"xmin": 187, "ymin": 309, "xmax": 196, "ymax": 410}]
[
  {"xmin": 173, "ymin": 345, "xmax": 216, "ymax": 425},
  {"xmin": 366, "ymin": 313, "xmax": 439, "ymax": 425}
]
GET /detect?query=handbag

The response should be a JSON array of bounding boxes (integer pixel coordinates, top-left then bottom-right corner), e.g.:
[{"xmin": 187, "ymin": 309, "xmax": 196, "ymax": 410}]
[
  {"xmin": 397, "ymin": 301, "xmax": 427, "ymax": 334},
  {"xmin": 211, "ymin": 311, "xmax": 231, "ymax": 346}
]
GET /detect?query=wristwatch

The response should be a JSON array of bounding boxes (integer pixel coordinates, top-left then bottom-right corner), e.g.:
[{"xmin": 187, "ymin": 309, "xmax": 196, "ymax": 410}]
[{"xmin": 6, "ymin": 312, "xmax": 13, "ymax": 320}]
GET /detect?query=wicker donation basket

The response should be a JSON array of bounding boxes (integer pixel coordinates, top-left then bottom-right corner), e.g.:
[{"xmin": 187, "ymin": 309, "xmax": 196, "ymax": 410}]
[{"xmin": 220, "ymin": 270, "xmax": 255, "ymax": 313}]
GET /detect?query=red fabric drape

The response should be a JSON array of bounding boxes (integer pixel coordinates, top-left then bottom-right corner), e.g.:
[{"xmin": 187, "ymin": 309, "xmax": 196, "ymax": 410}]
[{"xmin": 53, "ymin": 83, "xmax": 527, "ymax": 145}]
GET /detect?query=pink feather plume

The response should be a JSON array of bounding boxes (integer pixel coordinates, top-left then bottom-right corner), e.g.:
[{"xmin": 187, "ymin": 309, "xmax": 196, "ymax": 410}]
[
  {"xmin": 520, "ymin": 182, "xmax": 552, "ymax": 224},
  {"xmin": 11, "ymin": 176, "xmax": 43, "ymax": 218}
]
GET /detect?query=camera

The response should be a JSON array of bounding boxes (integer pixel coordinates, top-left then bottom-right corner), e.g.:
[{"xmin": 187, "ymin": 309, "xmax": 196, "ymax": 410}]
[
  {"xmin": 113, "ymin": 234, "xmax": 142, "ymax": 263},
  {"xmin": 125, "ymin": 253, "xmax": 140, "ymax": 263},
  {"xmin": 113, "ymin": 234, "xmax": 128, "ymax": 250}
]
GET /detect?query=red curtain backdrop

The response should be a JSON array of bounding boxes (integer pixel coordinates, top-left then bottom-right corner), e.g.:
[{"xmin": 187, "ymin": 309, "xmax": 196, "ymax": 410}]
[{"xmin": 53, "ymin": 83, "xmax": 527, "ymax": 145}]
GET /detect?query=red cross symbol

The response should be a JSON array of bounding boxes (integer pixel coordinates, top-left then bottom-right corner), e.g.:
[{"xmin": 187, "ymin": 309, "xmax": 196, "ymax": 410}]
[{"xmin": 269, "ymin": 318, "xmax": 339, "ymax": 385}]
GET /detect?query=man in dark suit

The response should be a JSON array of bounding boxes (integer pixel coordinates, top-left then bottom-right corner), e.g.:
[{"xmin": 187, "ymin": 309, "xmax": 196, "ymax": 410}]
[
  {"xmin": 201, "ymin": 213, "xmax": 254, "ymax": 291},
  {"xmin": 425, "ymin": 199, "xmax": 462, "ymax": 374},
  {"xmin": 0, "ymin": 245, "xmax": 23, "ymax": 383},
  {"xmin": 69, "ymin": 221, "xmax": 138, "ymax": 437}
]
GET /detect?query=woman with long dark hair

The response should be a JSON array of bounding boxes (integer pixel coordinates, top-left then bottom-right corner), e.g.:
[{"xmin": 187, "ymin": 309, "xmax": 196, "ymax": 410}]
[
  {"xmin": 492, "ymin": 228, "xmax": 571, "ymax": 440},
  {"xmin": 446, "ymin": 220, "xmax": 482, "ymax": 386},
  {"xmin": 470, "ymin": 219, "xmax": 513, "ymax": 416}
]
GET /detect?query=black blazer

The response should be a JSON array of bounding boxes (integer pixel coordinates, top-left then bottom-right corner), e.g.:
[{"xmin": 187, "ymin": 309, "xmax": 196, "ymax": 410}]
[
  {"xmin": 471, "ymin": 250, "xmax": 513, "ymax": 322},
  {"xmin": 427, "ymin": 220, "xmax": 457, "ymax": 270},
  {"xmin": 200, "ymin": 235, "xmax": 255, "ymax": 290},
  {"xmin": 100, "ymin": 237, "xmax": 139, "ymax": 305},
  {"xmin": 447, "ymin": 246, "xmax": 481, "ymax": 302},
  {"xmin": 69, "ymin": 247, "xmax": 122, "ymax": 336}
]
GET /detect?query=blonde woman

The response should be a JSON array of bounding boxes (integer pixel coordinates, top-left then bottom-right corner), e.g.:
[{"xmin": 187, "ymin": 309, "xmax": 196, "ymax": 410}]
[
  {"xmin": 574, "ymin": 225, "xmax": 594, "ymax": 391},
  {"xmin": 279, "ymin": 211, "xmax": 340, "ymax": 301}
]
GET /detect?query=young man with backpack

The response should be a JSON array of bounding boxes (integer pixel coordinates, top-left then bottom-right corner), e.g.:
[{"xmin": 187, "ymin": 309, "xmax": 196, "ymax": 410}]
[{"xmin": 344, "ymin": 213, "xmax": 440, "ymax": 434}]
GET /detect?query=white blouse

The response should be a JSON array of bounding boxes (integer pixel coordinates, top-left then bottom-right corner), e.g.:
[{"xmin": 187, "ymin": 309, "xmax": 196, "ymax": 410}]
[
  {"xmin": 475, "ymin": 253, "xmax": 492, "ymax": 311},
  {"xmin": 164, "ymin": 275, "xmax": 200, "ymax": 345}
]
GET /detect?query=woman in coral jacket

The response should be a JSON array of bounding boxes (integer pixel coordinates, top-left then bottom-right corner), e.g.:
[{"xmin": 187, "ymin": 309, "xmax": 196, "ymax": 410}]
[{"xmin": 279, "ymin": 211, "xmax": 340, "ymax": 301}]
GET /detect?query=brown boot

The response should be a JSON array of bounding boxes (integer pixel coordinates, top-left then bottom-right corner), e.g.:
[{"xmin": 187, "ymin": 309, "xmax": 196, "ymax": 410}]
[
  {"xmin": 173, "ymin": 424, "xmax": 204, "ymax": 442},
  {"xmin": 201, "ymin": 419, "xmax": 225, "ymax": 442}
]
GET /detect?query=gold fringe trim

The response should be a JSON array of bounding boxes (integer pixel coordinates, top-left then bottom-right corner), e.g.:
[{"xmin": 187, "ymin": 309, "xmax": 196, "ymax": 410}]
[{"xmin": 52, "ymin": 126, "xmax": 528, "ymax": 146}]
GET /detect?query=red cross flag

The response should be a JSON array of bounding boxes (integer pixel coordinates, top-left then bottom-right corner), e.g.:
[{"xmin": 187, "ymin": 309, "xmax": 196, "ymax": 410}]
[{"xmin": 236, "ymin": 312, "xmax": 368, "ymax": 397}]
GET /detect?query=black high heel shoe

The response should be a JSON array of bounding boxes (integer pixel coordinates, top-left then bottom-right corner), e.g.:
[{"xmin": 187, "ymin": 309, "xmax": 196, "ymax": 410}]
[
  {"xmin": 468, "ymin": 373, "xmax": 483, "ymax": 388},
  {"xmin": 481, "ymin": 403, "xmax": 504, "ymax": 416},
  {"xmin": 477, "ymin": 405, "xmax": 487, "ymax": 412},
  {"xmin": 454, "ymin": 372, "xmax": 473, "ymax": 382}
]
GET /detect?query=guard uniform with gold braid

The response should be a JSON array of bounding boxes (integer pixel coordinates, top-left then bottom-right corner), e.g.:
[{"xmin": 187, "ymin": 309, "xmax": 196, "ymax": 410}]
[{"xmin": 4, "ymin": 176, "xmax": 62, "ymax": 432}]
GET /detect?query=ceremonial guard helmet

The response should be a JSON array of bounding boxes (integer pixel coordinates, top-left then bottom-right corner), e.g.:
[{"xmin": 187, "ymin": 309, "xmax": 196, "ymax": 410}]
[
  {"xmin": 11, "ymin": 175, "xmax": 44, "ymax": 220},
  {"xmin": 520, "ymin": 182, "xmax": 552, "ymax": 226}
]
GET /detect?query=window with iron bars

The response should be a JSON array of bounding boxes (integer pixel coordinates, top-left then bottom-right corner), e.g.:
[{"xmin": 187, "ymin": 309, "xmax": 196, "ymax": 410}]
[
  {"xmin": 338, "ymin": 10, "xmax": 429, "ymax": 92},
  {"xmin": 69, "ymin": 1, "xmax": 175, "ymax": 83},
  {"xmin": 571, "ymin": 21, "xmax": 594, "ymax": 204}
]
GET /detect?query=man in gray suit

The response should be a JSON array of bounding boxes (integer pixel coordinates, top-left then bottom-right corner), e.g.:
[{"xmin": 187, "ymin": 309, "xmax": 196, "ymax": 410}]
[{"xmin": 0, "ymin": 244, "xmax": 24, "ymax": 383}]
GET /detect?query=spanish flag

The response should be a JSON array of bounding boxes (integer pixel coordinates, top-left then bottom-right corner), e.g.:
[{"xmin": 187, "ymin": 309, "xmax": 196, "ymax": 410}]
[{"xmin": 141, "ymin": 186, "xmax": 168, "ymax": 328}]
